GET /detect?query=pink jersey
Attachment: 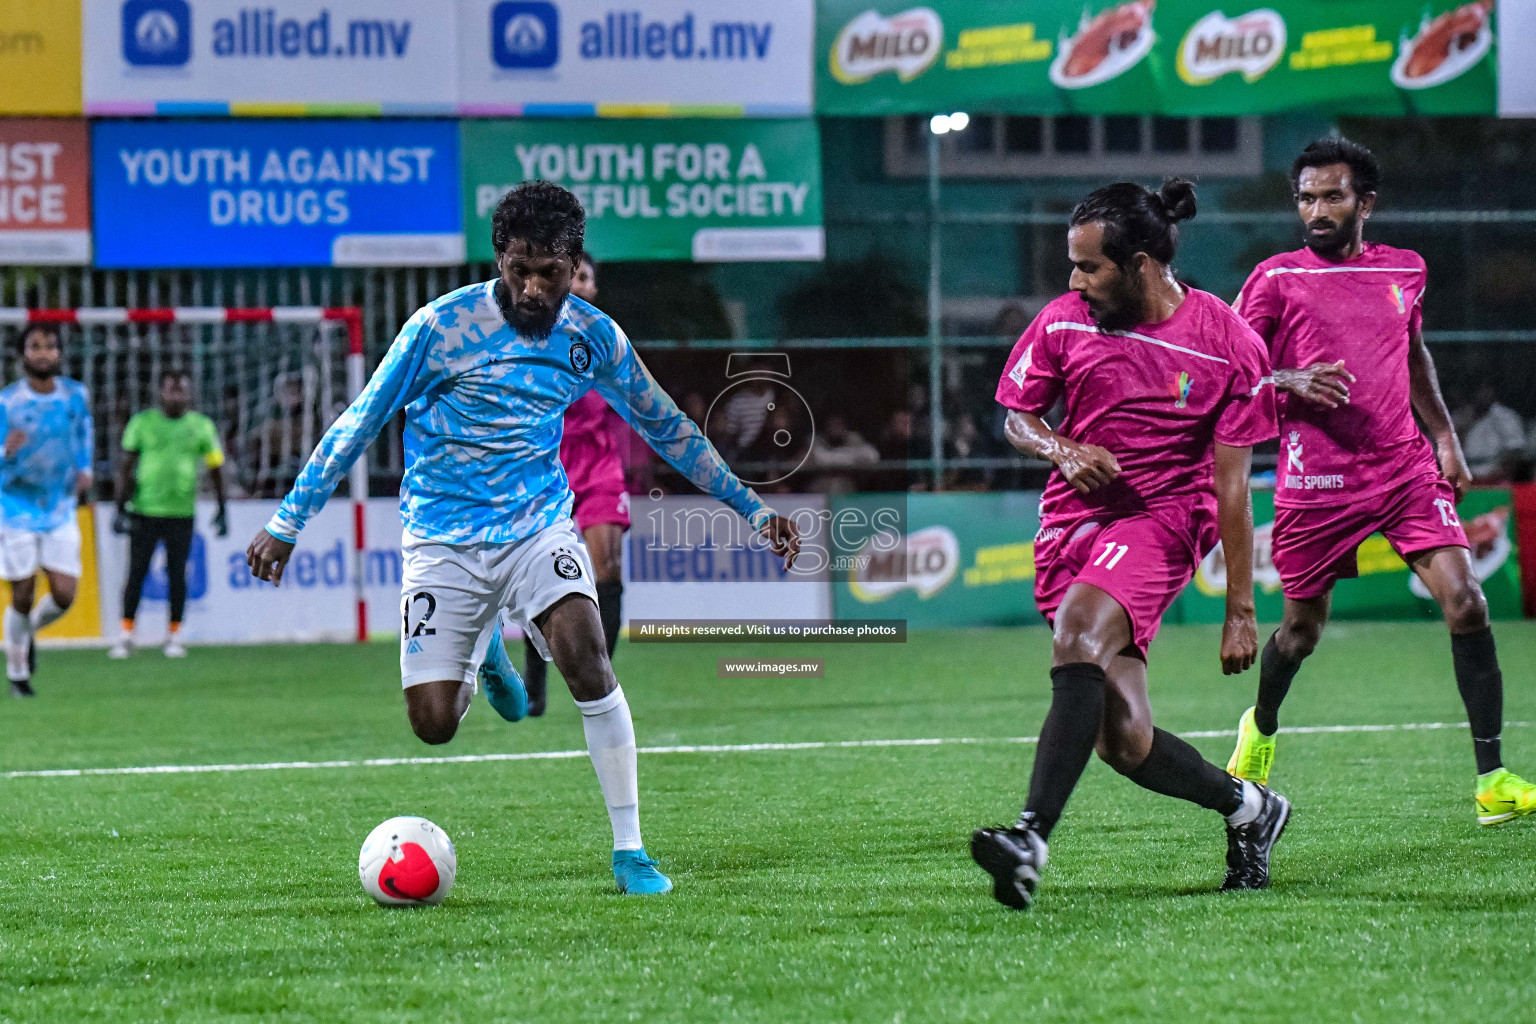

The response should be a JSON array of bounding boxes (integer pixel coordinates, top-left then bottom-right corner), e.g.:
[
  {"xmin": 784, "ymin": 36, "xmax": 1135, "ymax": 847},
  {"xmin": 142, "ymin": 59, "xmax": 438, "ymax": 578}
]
[
  {"xmin": 560, "ymin": 390, "xmax": 628, "ymax": 499},
  {"xmin": 996, "ymin": 289, "xmax": 1276, "ymax": 550},
  {"xmin": 1237, "ymin": 242, "xmax": 1435, "ymax": 508}
]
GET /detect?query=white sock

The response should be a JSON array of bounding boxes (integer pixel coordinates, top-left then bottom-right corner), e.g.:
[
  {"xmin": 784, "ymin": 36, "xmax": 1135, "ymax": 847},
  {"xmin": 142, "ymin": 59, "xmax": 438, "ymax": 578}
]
[
  {"xmin": 576, "ymin": 685, "xmax": 642, "ymax": 851},
  {"xmin": 4, "ymin": 606, "xmax": 32, "ymax": 681},
  {"xmin": 29, "ymin": 594, "xmax": 65, "ymax": 631},
  {"xmin": 1225, "ymin": 779, "xmax": 1263, "ymax": 827}
]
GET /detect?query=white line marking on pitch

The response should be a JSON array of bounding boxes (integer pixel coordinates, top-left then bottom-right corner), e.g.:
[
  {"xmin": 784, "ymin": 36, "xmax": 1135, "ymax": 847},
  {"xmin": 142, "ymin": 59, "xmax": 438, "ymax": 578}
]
[{"xmin": 3, "ymin": 721, "xmax": 1524, "ymax": 780}]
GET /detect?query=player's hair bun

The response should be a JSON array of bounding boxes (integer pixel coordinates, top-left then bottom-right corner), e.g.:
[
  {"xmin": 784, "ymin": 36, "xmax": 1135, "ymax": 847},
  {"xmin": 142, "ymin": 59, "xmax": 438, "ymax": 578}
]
[{"xmin": 1156, "ymin": 178, "xmax": 1198, "ymax": 223}]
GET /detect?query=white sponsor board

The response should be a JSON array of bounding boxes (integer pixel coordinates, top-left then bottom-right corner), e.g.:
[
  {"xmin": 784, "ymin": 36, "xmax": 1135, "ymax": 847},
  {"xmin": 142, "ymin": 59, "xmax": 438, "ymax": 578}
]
[
  {"xmin": 84, "ymin": 0, "xmax": 459, "ymax": 113},
  {"xmin": 622, "ymin": 494, "xmax": 830, "ymax": 623},
  {"xmin": 1501, "ymin": 0, "xmax": 1536, "ymax": 117},
  {"xmin": 457, "ymin": 0, "xmax": 813, "ymax": 115},
  {"xmin": 94, "ymin": 494, "xmax": 833, "ymax": 645},
  {"xmin": 94, "ymin": 498, "xmax": 409, "ymax": 644}
]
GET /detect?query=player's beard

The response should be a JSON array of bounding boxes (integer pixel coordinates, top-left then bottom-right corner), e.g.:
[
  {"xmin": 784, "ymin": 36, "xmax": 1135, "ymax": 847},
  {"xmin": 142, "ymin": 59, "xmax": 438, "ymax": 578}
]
[
  {"xmin": 494, "ymin": 281, "xmax": 563, "ymax": 340},
  {"xmin": 22, "ymin": 355, "xmax": 60, "ymax": 379},
  {"xmin": 1084, "ymin": 266, "xmax": 1147, "ymax": 332},
  {"xmin": 1304, "ymin": 208, "xmax": 1358, "ymax": 258}
]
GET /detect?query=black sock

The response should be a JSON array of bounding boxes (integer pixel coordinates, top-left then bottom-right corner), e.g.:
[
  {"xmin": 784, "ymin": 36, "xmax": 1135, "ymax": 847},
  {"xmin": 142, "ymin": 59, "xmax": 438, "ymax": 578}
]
[
  {"xmin": 1451, "ymin": 627, "xmax": 1504, "ymax": 775},
  {"xmin": 523, "ymin": 637, "xmax": 547, "ymax": 689},
  {"xmin": 1125, "ymin": 728, "xmax": 1245, "ymax": 816},
  {"xmin": 596, "ymin": 580, "xmax": 623, "ymax": 657},
  {"xmin": 1254, "ymin": 634, "xmax": 1304, "ymax": 736},
  {"xmin": 1023, "ymin": 663, "xmax": 1108, "ymax": 841}
]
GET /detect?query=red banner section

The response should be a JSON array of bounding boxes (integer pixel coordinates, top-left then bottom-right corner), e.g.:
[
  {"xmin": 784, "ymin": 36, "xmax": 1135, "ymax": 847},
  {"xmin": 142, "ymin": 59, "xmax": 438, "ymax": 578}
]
[
  {"xmin": 0, "ymin": 119, "xmax": 90, "ymax": 264},
  {"xmin": 1513, "ymin": 484, "xmax": 1536, "ymax": 618}
]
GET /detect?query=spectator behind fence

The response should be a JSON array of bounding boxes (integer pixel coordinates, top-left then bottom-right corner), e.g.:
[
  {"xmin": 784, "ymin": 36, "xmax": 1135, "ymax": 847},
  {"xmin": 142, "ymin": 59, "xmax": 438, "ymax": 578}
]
[
  {"xmin": 110, "ymin": 368, "xmax": 227, "ymax": 661},
  {"xmin": 808, "ymin": 413, "xmax": 879, "ymax": 494},
  {"xmin": 877, "ymin": 409, "xmax": 914, "ymax": 491},
  {"xmin": 1459, "ymin": 384, "xmax": 1526, "ymax": 481}
]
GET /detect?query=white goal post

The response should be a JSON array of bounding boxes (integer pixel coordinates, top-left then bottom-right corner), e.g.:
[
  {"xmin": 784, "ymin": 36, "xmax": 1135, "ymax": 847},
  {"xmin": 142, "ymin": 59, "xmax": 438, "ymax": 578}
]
[{"xmin": 0, "ymin": 306, "xmax": 371, "ymax": 642}]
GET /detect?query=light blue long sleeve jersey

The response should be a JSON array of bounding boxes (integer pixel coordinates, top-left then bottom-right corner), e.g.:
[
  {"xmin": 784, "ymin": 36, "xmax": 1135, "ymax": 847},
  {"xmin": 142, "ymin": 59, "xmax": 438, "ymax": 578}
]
[
  {"xmin": 0, "ymin": 377, "xmax": 93, "ymax": 532},
  {"xmin": 267, "ymin": 280, "xmax": 769, "ymax": 546}
]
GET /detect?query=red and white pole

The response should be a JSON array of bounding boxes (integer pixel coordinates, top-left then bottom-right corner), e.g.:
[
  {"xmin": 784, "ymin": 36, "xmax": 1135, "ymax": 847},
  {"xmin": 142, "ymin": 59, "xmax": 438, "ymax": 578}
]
[{"xmin": 334, "ymin": 309, "xmax": 369, "ymax": 644}]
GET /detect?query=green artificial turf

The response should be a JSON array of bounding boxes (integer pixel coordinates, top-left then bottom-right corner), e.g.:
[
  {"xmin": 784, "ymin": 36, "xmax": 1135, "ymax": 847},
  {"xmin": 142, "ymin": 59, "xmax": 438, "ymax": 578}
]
[{"xmin": 3, "ymin": 621, "xmax": 1535, "ymax": 1023}]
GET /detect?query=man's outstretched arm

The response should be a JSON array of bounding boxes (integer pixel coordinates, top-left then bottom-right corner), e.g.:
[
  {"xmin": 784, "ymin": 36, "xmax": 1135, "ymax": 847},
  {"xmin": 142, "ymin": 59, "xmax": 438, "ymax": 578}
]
[
  {"xmin": 249, "ymin": 312, "xmax": 443, "ymax": 583},
  {"xmin": 1407, "ymin": 326, "xmax": 1471, "ymax": 500},
  {"xmin": 1214, "ymin": 442, "xmax": 1258, "ymax": 676},
  {"xmin": 593, "ymin": 335, "xmax": 798, "ymax": 567}
]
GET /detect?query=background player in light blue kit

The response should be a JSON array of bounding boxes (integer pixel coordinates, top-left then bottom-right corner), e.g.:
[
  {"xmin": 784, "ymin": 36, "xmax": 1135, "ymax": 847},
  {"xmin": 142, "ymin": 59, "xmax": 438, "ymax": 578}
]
[
  {"xmin": 0, "ymin": 323, "xmax": 94, "ymax": 698},
  {"xmin": 247, "ymin": 181, "xmax": 800, "ymax": 895}
]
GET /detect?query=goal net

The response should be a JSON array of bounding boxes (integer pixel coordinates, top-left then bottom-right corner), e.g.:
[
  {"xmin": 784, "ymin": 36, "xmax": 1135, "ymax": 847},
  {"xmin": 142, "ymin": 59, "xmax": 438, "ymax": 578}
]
[{"xmin": 0, "ymin": 307, "xmax": 372, "ymax": 642}]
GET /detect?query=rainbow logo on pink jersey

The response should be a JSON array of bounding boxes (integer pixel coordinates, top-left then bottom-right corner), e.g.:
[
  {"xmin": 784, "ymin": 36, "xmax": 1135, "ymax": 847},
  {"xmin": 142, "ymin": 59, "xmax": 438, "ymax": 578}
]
[
  {"xmin": 1170, "ymin": 370, "xmax": 1193, "ymax": 408},
  {"xmin": 1389, "ymin": 283, "xmax": 1406, "ymax": 314}
]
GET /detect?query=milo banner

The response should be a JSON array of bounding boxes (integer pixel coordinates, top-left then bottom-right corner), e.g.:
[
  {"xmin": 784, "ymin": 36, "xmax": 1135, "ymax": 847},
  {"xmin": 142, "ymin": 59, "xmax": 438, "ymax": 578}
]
[
  {"xmin": 816, "ymin": 0, "xmax": 1497, "ymax": 116},
  {"xmin": 831, "ymin": 489, "xmax": 1522, "ymax": 632},
  {"xmin": 462, "ymin": 118, "xmax": 823, "ymax": 262},
  {"xmin": 1181, "ymin": 488, "xmax": 1523, "ymax": 623},
  {"xmin": 832, "ymin": 492, "xmax": 1041, "ymax": 630}
]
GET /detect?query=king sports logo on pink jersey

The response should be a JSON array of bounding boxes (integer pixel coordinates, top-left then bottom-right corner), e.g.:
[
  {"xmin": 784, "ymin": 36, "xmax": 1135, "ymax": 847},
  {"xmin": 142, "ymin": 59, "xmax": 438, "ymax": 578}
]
[{"xmin": 1236, "ymin": 242, "xmax": 1436, "ymax": 509}]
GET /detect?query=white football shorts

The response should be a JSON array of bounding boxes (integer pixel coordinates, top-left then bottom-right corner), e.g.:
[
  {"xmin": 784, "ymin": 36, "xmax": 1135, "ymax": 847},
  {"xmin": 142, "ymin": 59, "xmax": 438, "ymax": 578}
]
[
  {"xmin": 398, "ymin": 518, "xmax": 599, "ymax": 689},
  {"xmin": 0, "ymin": 518, "xmax": 83, "ymax": 581}
]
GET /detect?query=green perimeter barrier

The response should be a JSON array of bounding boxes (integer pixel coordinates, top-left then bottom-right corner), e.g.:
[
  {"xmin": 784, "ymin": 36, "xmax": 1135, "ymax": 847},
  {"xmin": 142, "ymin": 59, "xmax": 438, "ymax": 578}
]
[{"xmin": 831, "ymin": 488, "xmax": 1523, "ymax": 631}]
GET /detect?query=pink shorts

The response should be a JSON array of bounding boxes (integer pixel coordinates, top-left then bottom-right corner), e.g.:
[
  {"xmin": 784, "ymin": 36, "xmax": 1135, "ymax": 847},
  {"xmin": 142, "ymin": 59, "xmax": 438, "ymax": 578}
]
[
  {"xmin": 573, "ymin": 489, "xmax": 631, "ymax": 533},
  {"xmin": 1034, "ymin": 513, "xmax": 1200, "ymax": 659},
  {"xmin": 1271, "ymin": 473, "xmax": 1468, "ymax": 599}
]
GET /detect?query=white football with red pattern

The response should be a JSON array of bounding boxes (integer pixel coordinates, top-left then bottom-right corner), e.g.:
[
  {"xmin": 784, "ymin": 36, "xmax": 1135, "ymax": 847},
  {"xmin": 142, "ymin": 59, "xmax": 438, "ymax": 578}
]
[{"xmin": 358, "ymin": 816, "xmax": 456, "ymax": 906}]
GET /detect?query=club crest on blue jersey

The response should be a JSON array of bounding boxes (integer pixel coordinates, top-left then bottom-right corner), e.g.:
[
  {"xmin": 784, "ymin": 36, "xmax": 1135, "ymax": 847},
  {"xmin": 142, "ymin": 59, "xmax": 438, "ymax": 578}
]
[
  {"xmin": 569, "ymin": 339, "xmax": 592, "ymax": 374},
  {"xmin": 1169, "ymin": 370, "xmax": 1193, "ymax": 409}
]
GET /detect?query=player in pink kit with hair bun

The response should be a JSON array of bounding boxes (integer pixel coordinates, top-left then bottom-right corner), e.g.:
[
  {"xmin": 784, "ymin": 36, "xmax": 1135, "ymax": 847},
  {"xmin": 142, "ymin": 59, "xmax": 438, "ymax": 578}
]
[
  {"xmin": 522, "ymin": 254, "xmax": 633, "ymax": 716},
  {"xmin": 1224, "ymin": 136, "xmax": 1536, "ymax": 826},
  {"xmin": 971, "ymin": 178, "xmax": 1290, "ymax": 910}
]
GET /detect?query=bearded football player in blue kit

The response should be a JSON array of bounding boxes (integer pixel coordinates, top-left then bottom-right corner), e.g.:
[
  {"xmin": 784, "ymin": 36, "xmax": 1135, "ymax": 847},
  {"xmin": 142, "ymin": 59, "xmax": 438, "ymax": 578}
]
[{"xmin": 247, "ymin": 182, "xmax": 800, "ymax": 895}]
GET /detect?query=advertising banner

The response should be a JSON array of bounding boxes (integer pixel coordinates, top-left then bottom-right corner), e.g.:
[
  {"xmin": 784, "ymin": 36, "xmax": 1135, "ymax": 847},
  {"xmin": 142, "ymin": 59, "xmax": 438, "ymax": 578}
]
[
  {"xmin": 0, "ymin": 0, "xmax": 82, "ymax": 114},
  {"xmin": 94, "ymin": 498, "xmax": 410, "ymax": 645},
  {"xmin": 83, "ymin": 0, "xmax": 458, "ymax": 115},
  {"xmin": 623, "ymin": 494, "xmax": 831, "ymax": 624},
  {"xmin": 0, "ymin": 120, "xmax": 92, "ymax": 265},
  {"xmin": 92, "ymin": 119, "xmax": 463, "ymax": 269},
  {"xmin": 1181, "ymin": 487, "xmax": 1523, "ymax": 623},
  {"xmin": 831, "ymin": 491, "xmax": 1042, "ymax": 630},
  {"xmin": 816, "ymin": 0, "xmax": 1497, "ymax": 116},
  {"xmin": 463, "ymin": 119, "xmax": 823, "ymax": 262},
  {"xmin": 1500, "ymin": 0, "xmax": 1536, "ymax": 117},
  {"xmin": 458, "ymin": 0, "xmax": 813, "ymax": 116}
]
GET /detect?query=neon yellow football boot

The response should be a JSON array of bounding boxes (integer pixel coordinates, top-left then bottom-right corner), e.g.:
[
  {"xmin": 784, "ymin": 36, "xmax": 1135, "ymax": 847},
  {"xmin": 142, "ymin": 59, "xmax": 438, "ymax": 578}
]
[
  {"xmin": 1226, "ymin": 707, "xmax": 1276, "ymax": 787},
  {"xmin": 1474, "ymin": 768, "xmax": 1536, "ymax": 826}
]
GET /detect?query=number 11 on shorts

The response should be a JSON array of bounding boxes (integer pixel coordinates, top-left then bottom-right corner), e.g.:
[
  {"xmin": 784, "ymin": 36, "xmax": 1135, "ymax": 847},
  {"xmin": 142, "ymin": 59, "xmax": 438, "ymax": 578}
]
[{"xmin": 1094, "ymin": 540, "xmax": 1130, "ymax": 570}]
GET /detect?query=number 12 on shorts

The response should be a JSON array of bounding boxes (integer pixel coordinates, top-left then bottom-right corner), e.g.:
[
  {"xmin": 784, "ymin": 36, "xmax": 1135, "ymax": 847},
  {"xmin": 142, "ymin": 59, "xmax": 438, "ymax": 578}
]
[{"xmin": 1093, "ymin": 540, "xmax": 1130, "ymax": 570}]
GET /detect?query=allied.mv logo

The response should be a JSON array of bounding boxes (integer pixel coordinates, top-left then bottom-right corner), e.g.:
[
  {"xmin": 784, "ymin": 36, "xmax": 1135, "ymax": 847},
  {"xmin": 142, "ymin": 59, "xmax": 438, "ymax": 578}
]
[
  {"xmin": 1388, "ymin": 283, "xmax": 1406, "ymax": 314},
  {"xmin": 122, "ymin": 0, "xmax": 191, "ymax": 67},
  {"xmin": 492, "ymin": 1, "xmax": 559, "ymax": 69}
]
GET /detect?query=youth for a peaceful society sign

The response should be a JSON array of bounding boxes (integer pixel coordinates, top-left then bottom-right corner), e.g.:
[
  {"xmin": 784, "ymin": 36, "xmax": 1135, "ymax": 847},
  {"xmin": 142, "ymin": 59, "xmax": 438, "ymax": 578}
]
[
  {"xmin": 92, "ymin": 119, "xmax": 463, "ymax": 268},
  {"xmin": 463, "ymin": 119, "xmax": 823, "ymax": 262}
]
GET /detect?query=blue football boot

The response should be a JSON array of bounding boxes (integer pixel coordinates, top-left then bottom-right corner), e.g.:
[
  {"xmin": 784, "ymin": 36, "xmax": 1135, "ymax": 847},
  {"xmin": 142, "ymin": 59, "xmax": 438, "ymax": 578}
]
[
  {"xmin": 478, "ymin": 629, "xmax": 528, "ymax": 723},
  {"xmin": 612, "ymin": 848, "xmax": 673, "ymax": 894}
]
